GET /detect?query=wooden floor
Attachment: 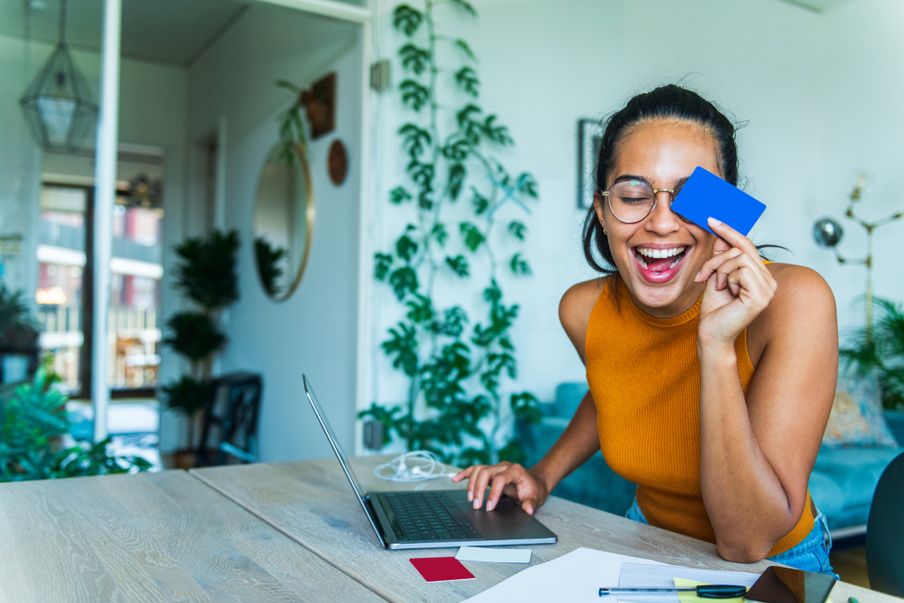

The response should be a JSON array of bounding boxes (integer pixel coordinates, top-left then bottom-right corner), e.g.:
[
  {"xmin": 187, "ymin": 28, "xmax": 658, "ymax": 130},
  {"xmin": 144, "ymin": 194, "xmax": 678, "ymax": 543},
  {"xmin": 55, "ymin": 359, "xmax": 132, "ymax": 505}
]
[{"xmin": 832, "ymin": 546, "xmax": 870, "ymax": 588}]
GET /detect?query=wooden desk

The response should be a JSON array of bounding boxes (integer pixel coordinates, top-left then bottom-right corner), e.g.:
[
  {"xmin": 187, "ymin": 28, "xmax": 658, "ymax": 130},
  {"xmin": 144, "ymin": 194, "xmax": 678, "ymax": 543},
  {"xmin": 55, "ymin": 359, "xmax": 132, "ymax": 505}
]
[
  {"xmin": 192, "ymin": 457, "xmax": 900, "ymax": 602},
  {"xmin": 1, "ymin": 460, "xmax": 897, "ymax": 602},
  {"xmin": 0, "ymin": 470, "xmax": 381, "ymax": 602}
]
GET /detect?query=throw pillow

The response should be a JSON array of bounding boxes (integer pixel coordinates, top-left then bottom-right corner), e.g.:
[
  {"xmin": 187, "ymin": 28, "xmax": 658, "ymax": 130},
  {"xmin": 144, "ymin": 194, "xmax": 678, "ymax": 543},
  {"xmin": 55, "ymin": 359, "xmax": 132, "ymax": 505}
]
[{"xmin": 822, "ymin": 367, "xmax": 898, "ymax": 447}]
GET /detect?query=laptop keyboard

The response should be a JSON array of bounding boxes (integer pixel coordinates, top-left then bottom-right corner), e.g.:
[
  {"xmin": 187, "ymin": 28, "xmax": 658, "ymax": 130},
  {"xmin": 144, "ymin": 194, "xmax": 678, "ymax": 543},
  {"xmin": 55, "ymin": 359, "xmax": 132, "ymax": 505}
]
[{"xmin": 383, "ymin": 492, "xmax": 481, "ymax": 541}]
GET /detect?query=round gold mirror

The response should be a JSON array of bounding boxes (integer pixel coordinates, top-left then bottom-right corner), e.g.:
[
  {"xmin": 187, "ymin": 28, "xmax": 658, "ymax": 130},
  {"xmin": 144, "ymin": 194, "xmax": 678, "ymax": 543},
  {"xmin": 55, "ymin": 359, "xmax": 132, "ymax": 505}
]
[{"xmin": 253, "ymin": 143, "xmax": 314, "ymax": 301}]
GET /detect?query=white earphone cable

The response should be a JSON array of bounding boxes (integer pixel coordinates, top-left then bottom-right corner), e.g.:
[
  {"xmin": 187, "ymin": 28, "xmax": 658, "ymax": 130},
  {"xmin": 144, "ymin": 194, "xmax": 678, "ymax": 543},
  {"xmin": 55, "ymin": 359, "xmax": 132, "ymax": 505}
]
[{"xmin": 372, "ymin": 451, "xmax": 457, "ymax": 482}]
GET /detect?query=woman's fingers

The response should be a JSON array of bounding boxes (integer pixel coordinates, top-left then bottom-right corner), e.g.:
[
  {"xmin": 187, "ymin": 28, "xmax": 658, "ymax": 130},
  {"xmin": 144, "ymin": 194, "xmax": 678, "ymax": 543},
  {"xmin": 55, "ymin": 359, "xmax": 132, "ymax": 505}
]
[
  {"xmin": 714, "ymin": 255, "xmax": 748, "ymax": 291},
  {"xmin": 707, "ymin": 217, "xmax": 758, "ymax": 256},
  {"xmin": 695, "ymin": 248, "xmax": 743, "ymax": 283},
  {"xmin": 485, "ymin": 469, "xmax": 514, "ymax": 511},
  {"xmin": 466, "ymin": 465, "xmax": 486, "ymax": 503},
  {"xmin": 710, "ymin": 254, "xmax": 776, "ymax": 309},
  {"xmin": 486, "ymin": 464, "xmax": 540, "ymax": 512},
  {"xmin": 451, "ymin": 466, "xmax": 474, "ymax": 482},
  {"xmin": 452, "ymin": 463, "xmax": 544, "ymax": 513},
  {"xmin": 469, "ymin": 463, "xmax": 511, "ymax": 509}
]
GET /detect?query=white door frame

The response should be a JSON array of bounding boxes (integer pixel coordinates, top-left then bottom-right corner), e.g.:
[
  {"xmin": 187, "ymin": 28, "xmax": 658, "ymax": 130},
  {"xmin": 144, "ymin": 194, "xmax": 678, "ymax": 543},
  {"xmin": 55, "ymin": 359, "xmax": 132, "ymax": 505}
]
[{"xmin": 91, "ymin": 0, "xmax": 122, "ymax": 441}]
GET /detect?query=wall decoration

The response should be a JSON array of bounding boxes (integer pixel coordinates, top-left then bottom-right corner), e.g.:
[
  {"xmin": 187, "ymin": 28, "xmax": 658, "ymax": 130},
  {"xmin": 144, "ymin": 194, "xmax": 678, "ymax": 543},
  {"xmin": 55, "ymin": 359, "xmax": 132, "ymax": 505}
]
[
  {"xmin": 577, "ymin": 118, "xmax": 602, "ymax": 210},
  {"xmin": 252, "ymin": 79, "xmax": 317, "ymax": 302},
  {"xmin": 328, "ymin": 139, "xmax": 349, "ymax": 186},
  {"xmin": 300, "ymin": 72, "xmax": 336, "ymax": 140},
  {"xmin": 253, "ymin": 143, "xmax": 313, "ymax": 301}
]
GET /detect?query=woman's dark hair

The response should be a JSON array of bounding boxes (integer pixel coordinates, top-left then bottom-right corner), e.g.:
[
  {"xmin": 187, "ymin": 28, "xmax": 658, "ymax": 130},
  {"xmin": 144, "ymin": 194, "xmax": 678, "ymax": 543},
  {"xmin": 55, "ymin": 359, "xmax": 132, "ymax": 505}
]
[{"xmin": 582, "ymin": 84, "xmax": 739, "ymax": 273}]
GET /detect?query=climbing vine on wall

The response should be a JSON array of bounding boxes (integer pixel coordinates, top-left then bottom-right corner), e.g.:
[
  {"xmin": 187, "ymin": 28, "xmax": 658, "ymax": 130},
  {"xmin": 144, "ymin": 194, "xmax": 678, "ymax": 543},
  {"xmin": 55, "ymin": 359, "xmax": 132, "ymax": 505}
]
[{"xmin": 359, "ymin": 0, "xmax": 542, "ymax": 466}]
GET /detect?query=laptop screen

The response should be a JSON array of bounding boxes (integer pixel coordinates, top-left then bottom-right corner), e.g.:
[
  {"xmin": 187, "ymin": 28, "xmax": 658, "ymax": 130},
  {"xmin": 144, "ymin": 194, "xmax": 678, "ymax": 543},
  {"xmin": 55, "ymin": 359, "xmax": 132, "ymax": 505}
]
[{"xmin": 303, "ymin": 375, "xmax": 369, "ymax": 502}]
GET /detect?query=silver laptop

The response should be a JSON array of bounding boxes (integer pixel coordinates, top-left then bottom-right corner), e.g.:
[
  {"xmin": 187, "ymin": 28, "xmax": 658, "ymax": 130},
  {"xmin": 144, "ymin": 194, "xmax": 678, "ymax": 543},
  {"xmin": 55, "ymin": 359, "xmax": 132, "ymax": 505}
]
[{"xmin": 303, "ymin": 375, "xmax": 558, "ymax": 550}]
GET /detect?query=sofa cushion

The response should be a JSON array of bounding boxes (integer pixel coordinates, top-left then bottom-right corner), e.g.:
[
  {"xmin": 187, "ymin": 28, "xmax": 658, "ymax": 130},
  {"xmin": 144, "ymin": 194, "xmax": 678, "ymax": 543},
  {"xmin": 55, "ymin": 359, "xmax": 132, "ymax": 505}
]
[
  {"xmin": 807, "ymin": 470, "xmax": 846, "ymax": 521},
  {"xmin": 554, "ymin": 382, "xmax": 587, "ymax": 418},
  {"xmin": 823, "ymin": 369, "xmax": 898, "ymax": 447},
  {"xmin": 810, "ymin": 446, "xmax": 903, "ymax": 530},
  {"xmin": 886, "ymin": 410, "xmax": 904, "ymax": 443}
]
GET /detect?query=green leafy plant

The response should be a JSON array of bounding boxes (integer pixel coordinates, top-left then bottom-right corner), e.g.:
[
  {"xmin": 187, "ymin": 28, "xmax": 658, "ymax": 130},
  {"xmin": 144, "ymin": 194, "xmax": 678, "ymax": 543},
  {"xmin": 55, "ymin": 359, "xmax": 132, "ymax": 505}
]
[
  {"xmin": 0, "ymin": 367, "xmax": 150, "ymax": 482},
  {"xmin": 161, "ymin": 229, "xmax": 239, "ymax": 450},
  {"xmin": 0, "ymin": 284, "xmax": 32, "ymax": 332},
  {"xmin": 359, "ymin": 0, "xmax": 541, "ymax": 466},
  {"xmin": 275, "ymin": 79, "xmax": 310, "ymax": 154},
  {"xmin": 841, "ymin": 296, "xmax": 904, "ymax": 410},
  {"xmin": 0, "ymin": 283, "xmax": 38, "ymax": 350},
  {"xmin": 164, "ymin": 312, "xmax": 226, "ymax": 364},
  {"xmin": 172, "ymin": 230, "xmax": 240, "ymax": 310},
  {"xmin": 254, "ymin": 237, "xmax": 287, "ymax": 298},
  {"xmin": 159, "ymin": 376, "xmax": 212, "ymax": 421}
]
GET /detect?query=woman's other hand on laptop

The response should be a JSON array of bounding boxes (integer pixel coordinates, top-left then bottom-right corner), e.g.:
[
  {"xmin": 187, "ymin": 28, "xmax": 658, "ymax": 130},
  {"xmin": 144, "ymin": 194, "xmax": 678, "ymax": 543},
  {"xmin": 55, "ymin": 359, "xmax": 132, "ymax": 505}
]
[{"xmin": 452, "ymin": 462, "xmax": 549, "ymax": 515}]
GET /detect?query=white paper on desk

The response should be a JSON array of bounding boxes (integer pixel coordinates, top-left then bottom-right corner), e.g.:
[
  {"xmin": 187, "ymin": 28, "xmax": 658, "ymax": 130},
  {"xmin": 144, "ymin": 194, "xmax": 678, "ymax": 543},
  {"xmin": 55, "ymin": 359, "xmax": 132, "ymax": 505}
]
[
  {"xmin": 456, "ymin": 546, "xmax": 532, "ymax": 564},
  {"xmin": 463, "ymin": 547, "xmax": 667, "ymax": 602}
]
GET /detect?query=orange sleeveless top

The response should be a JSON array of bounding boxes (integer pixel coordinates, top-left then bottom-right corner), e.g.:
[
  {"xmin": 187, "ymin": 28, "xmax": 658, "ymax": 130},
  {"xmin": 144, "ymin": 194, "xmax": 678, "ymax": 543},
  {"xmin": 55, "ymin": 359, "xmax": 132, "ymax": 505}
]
[{"xmin": 585, "ymin": 277, "xmax": 814, "ymax": 556}]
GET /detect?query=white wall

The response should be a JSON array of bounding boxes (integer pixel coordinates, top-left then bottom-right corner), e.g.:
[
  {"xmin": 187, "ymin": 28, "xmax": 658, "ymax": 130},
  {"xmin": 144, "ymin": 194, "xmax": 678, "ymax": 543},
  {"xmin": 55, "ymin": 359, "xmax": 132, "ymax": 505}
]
[
  {"xmin": 818, "ymin": 0, "xmax": 904, "ymax": 330},
  {"xmin": 0, "ymin": 33, "xmax": 46, "ymax": 300},
  {"xmin": 368, "ymin": 0, "xmax": 904, "ymax": 413},
  {"xmin": 185, "ymin": 4, "xmax": 364, "ymax": 461}
]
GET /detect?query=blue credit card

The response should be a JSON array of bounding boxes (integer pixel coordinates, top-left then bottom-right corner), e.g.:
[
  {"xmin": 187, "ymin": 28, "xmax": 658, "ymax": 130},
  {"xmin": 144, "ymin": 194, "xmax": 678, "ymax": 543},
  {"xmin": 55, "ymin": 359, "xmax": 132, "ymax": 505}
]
[{"xmin": 671, "ymin": 166, "xmax": 766, "ymax": 236}]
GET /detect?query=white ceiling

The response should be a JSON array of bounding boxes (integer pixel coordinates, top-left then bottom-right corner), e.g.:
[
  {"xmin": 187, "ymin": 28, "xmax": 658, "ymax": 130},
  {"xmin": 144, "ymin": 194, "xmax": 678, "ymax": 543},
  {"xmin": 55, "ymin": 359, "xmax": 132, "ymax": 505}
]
[
  {"xmin": 0, "ymin": 0, "xmax": 854, "ymax": 66},
  {"xmin": 0, "ymin": 0, "xmax": 252, "ymax": 66}
]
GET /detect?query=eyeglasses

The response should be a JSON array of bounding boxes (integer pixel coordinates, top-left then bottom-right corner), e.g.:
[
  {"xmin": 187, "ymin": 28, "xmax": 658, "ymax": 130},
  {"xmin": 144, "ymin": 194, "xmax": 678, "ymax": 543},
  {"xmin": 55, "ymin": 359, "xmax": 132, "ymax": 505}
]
[{"xmin": 599, "ymin": 177, "xmax": 688, "ymax": 224}]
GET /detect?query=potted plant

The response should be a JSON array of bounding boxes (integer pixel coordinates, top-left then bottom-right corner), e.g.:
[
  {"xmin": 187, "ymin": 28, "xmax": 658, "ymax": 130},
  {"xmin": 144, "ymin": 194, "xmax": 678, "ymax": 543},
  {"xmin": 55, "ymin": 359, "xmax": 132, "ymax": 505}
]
[
  {"xmin": 160, "ymin": 229, "xmax": 239, "ymax": 467},
  {"xmin": 0, "ymin": 284, "xmax": 40, "ymax": 381},
  {"xmin": 842, "ymin": 296, "xmax": 904, "ymax": 411}
]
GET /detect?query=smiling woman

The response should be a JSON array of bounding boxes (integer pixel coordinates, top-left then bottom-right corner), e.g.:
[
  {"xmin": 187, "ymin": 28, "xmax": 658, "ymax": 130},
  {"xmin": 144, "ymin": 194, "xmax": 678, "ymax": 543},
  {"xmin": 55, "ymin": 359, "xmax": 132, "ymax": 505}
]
[{"xmin": 453, "ymin": 84, "xmax": 840, "ymax": 575}]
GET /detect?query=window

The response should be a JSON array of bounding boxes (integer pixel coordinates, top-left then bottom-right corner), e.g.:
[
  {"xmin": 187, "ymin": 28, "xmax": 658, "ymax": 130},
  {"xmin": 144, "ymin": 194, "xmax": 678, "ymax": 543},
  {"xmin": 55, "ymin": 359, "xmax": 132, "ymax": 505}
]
[{"xmin": 36, "ymin": 181, "xmax": 164, "ymax": 398}]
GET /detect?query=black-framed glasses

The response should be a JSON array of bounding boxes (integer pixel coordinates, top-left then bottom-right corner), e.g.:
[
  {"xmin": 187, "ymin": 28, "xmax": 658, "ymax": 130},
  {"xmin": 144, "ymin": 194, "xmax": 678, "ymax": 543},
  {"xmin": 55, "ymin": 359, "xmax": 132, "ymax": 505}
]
[{"xmin": 599, "ymin": 176, "xmax": 688, "ymax": 224}]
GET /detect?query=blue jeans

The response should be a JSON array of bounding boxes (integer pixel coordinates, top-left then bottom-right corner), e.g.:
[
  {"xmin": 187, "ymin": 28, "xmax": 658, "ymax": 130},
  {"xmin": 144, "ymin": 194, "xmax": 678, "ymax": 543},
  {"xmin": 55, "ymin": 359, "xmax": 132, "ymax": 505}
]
[{"xmin": 625, "ymin": 499, "xmax": 836, "ymax": 576}]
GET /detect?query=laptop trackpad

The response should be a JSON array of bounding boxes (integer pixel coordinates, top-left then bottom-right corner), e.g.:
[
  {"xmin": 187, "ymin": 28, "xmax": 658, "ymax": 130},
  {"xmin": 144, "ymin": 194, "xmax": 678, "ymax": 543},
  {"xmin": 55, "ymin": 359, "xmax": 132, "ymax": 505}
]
[{"xmin": 445, "ymin": 490, "xmax": 538, "ymax": 538}]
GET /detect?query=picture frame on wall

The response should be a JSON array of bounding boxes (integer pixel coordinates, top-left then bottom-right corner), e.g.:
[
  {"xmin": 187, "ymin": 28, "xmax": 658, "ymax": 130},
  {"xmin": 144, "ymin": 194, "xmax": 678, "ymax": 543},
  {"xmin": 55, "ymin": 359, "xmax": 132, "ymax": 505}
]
[{"xmin": 577, "ymin": 118, "xmax": 602, "ymax": 210}]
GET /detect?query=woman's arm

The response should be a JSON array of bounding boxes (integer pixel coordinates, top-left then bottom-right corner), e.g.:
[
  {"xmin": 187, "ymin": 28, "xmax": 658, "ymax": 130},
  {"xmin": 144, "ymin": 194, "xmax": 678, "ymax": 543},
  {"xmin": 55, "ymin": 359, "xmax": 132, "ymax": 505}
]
[
  {"xmin": 532, "ymin": 392, "xmax": 600, "ymax": 495},
  {"xmin": 453, "ymin": 279, "xmax": 604, "ymax": 512},
  {"xmin": 695, "ymin": 220, "xmax": 837, "ymax": 561},
  {"xmin": 534, "ymin": 280, "xmax": 609, "ymax": 492}
]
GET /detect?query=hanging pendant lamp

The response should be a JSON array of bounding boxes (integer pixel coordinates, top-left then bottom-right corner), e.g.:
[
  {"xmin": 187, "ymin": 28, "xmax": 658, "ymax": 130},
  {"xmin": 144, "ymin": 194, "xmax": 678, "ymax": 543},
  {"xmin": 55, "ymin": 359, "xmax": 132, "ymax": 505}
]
[{"xmin": 19, "ymin": 0, "xmax": 98, "ymax": 152}]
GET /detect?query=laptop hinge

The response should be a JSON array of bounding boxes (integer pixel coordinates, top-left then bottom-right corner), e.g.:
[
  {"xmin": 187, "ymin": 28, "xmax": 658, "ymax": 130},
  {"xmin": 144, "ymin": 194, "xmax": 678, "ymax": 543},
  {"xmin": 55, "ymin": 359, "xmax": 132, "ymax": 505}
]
[{"xmin": 364, "ymin": 495, "xmax": 392, "ymax": 546}]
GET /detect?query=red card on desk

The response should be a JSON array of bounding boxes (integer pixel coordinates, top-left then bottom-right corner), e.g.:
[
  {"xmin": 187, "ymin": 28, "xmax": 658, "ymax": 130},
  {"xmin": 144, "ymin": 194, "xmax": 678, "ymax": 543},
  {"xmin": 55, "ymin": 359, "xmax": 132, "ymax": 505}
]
[{"xmin": 409, "ymin": 557, "xmax": 475, "ymax": 582}]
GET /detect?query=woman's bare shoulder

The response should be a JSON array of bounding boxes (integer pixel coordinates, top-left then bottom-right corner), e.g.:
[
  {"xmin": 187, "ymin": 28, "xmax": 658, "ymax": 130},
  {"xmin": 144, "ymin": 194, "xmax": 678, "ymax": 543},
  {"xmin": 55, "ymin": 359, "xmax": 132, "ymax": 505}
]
[
  {"xmin": 559, "ymin": 276, "xmax": 610, "ymax": 358},
  {"xmin": 748, "ymin": 263, "xmax": 836, "ymax": 361},
  {"xmin": 765, "ymin": 263, "xmax": 835, "ymax": 313}
]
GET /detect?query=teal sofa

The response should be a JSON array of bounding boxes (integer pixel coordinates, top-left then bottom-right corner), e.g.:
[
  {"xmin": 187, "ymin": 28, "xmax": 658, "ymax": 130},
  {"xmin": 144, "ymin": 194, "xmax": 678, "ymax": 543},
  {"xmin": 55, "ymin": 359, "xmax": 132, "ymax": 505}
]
[{"xmin": 521, "ymin": 382, "xmax": 904, "ymax": 537}]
